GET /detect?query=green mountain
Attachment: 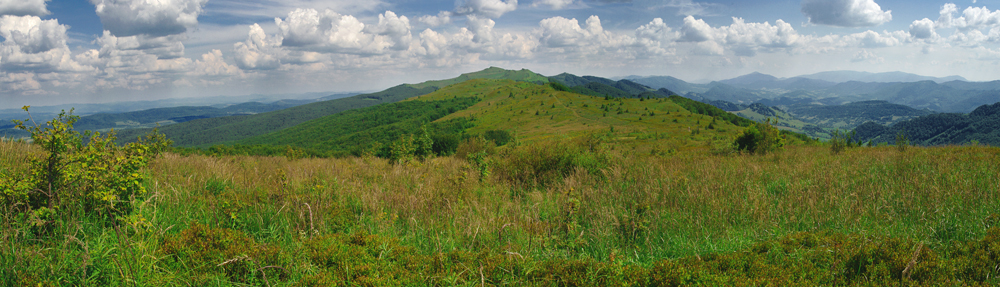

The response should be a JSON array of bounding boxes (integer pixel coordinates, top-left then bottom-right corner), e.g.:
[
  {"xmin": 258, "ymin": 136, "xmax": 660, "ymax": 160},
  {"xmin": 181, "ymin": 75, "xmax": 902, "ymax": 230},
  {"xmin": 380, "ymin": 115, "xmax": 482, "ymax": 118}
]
[
  {"xmin": 220, "ymin": 77, "xmax": 761, "ymax": 157},
  {"xmin": 548, "ymin": 73, "xmax": 676, "ymax": 99},
  {"xmin": 235, "ymin": 98, "xmax": 479, "ymax": 157},
  {"xmin": 117, "ymin": 67, "xmax": 549, "ymax": 147},
  {"xmin": 853, "ymin": 102, "xmax": 1000, "ymax": 146}
]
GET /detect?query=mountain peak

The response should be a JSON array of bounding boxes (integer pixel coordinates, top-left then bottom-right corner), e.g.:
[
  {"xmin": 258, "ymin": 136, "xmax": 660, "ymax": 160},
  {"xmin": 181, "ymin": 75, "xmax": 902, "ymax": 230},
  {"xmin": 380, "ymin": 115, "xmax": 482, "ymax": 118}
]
[{"xmin": 720, "ymin": 72, "xmax": 779, "ymax": 85}]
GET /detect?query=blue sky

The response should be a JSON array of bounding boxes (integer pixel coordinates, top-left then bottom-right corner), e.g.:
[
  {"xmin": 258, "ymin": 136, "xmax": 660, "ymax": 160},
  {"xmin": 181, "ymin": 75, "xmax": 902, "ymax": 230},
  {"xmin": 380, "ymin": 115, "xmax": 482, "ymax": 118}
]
[{"xmin": 1, "ymin": 0, "xmax": 999, "ymax": 107}]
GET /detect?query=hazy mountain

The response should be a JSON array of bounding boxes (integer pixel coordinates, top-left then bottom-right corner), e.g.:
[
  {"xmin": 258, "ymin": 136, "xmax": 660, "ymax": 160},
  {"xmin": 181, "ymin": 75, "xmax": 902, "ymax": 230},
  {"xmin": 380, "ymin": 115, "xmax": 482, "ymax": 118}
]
[
  {"xmin": 798, "ymin": 71, "xmax": 966, "ymax": 83},
  {"xmin": 548, "ymin": 73, "xmax": 674, "ymax": 98}
]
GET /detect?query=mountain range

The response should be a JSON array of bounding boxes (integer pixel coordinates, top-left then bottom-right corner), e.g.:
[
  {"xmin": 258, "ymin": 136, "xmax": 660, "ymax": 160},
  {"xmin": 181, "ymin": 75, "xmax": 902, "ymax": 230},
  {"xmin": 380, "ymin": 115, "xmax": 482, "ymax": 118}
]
[{"xmin": 4, "ymin": 67, "xmax": 999, "ymax": 149}]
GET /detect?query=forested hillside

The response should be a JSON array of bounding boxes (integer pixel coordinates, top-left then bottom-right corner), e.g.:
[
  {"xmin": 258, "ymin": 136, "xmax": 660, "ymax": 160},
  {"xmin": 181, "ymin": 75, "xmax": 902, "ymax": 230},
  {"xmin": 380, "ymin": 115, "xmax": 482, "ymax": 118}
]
[{"xmin": 853, "ymin": 102, "xmax": 1000, "ymax": 145}]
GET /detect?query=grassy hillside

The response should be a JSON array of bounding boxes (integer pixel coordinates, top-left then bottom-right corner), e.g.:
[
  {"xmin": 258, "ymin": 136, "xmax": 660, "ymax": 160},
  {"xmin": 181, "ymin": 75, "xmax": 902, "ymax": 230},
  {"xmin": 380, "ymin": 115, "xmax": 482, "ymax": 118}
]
[
  {"xmin": 414, "ymin": 79, "xmax": 746, "ymax": 153},
  {"xmin": 117, "ymin": 67, "xmax": 549, "ymax": 147},
  {"xmin": 5, "ymin": 136, "xmax": 1000, "ymax": 285},
  {"xmin": 216, "ymin": 78, "xmax": 764, "ymax": 158}
]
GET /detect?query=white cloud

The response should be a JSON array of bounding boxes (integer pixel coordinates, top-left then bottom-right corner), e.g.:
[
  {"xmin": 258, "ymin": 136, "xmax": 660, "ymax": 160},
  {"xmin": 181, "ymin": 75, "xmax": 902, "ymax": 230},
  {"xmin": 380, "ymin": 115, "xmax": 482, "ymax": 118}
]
[
  {"xmin": 843, "ymin": 30, "xmax": 905, "ymax": 48},
  {"xmin": 635, "ymin": 18, "xmax": 678, "ymax": 43},
  {"xmin": 909, "ymin": 18, "xmax": 937, "ymax": 39},
  {"xmin": 937, "ymin": 4, "xmax": 1000, "ymax": 30},
  {"xmin": 368, "ymin": 11, "xmax": 414, "ymax": 50},
  {"xmin": 96, "ymin": 31, "xmax": 187, "ymax": 60},
  {"xmin": 715, "ymin": 17, "xmax": 800, "ymax": 56},
  {"xmin": 679, "ymin": 15, "xmax": 713, "ymax": 42},
  {"xmin": 275, "ymin": 8, "xmax": 400, "ymax": 54},
  {"xmin": 418, "ymin": 11, "xmax": 453, "ymax": 27},
  {"xmin": 190, "ymin": 49, "xmax": 241, "ymax": 77},
  {"xmin": 91, "ymin": 0, "xmax": 208, "ymax": 37},
  {"xmin": 532, "ymin": 0, "xmax": 574, "ymax": 10},
  {"xmin": 233, "ymin": 24, "xmax": 282, "ymax": 70},
  {"xmin": 0, "ymin": 15, "xmax": 92, "ymax": 72},
  {"xmin": 0, "ymin": 0, "xmax": 50, "ymax": 16},
  {"xmin": 455, "ymin": 0, "xmax": 518, "ymax": 18},
  {"xmin": 851, "ymin": 49, "xmax": 883, "ymax": 63},
  {"xmin": 801, "ymin": 0, "xmax": 892, "ymax": 27}
]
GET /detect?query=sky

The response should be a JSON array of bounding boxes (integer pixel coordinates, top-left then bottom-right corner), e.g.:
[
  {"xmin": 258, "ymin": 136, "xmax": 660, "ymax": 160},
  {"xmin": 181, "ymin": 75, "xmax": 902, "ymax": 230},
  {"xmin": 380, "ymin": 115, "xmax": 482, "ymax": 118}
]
[{"xmin": 1, "ymin": 0, "xmax": 1000, "ymax": 108}]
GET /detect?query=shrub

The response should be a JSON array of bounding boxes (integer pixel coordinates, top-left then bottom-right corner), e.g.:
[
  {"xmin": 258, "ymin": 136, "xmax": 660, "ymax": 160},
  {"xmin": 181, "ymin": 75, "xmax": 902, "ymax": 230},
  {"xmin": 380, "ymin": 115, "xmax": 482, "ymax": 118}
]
[
  {"xmin": 734, "ymin": 118, "xmax": 784, "ymax": 155},
  {"xmin": 483, "ymin": 129, "xmax": 513, "ymax": 146},
  {"xmin": 895, "ymin": 130, "xmax": 909, "ymax": 152},
  {"xmin": 1, "ymin": 107, "xmax": 171, "ymax": 219},
  {"xmin": 829, "ymin": 129, "xmax": 856, "ymax": 154}
]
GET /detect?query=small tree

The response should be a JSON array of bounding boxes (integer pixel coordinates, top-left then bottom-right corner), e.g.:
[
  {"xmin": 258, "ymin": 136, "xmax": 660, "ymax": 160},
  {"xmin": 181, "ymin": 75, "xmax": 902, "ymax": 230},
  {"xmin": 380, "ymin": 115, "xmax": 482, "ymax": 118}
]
[
  {"xmin": 2, "ymin": 107, "xmax": 171, "ymax": 221},
  {"xmin": 734, "ymin": 118, "xmax": 784, "ymax": 155},
  {"xmin": 895, "ymin": 130, "xmax": 909, "ymax": 152}
]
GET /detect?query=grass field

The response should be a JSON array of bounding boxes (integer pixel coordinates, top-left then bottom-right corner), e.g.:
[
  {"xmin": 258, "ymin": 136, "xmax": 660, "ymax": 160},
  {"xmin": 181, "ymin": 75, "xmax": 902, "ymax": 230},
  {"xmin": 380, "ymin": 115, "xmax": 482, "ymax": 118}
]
[{"xmin": 4, "ymin": 135, "xmax": 1000, "ymax": 285}]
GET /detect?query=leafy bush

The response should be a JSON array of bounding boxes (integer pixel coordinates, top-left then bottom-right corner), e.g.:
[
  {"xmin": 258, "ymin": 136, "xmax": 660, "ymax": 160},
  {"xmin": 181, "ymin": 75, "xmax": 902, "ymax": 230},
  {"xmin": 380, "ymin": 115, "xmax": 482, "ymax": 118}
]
[
  {"xmin": 483, "ymin": 129, "xmax": 513, "ymax": 146},
  {"xmin": 1, "ymin": 107, "xmax": 171, "ymax": 220},
  {"xmin": 734, "ymin": 118, "xmax": 784, "ymax": 155}
]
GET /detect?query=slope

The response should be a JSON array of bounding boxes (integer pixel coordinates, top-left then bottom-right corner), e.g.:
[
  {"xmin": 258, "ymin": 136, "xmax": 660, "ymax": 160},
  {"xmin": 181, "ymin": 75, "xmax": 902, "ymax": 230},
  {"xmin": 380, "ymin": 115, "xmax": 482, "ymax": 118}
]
[
  {"xmin": 853, "ymin": 102, "xmax": 1000, "ymax": 146},
  {"xmin": 413, "ymin": 79, "xmax": 746, "ymax": 152},
  {"xmin": 116, "ymin": 67, "xmax": 549, "ymax": 147},
  {"xmin": 229, "ymin": 79, "xmax": 754, "ymax": 157}
]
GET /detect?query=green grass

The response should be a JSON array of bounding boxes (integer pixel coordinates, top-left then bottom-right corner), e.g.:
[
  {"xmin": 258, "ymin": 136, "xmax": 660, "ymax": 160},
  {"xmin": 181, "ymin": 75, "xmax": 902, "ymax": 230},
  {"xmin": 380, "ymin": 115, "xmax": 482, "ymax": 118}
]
[{"xmin": 3, "ymin": 136, "xmax": 1000, "ymax": 285}]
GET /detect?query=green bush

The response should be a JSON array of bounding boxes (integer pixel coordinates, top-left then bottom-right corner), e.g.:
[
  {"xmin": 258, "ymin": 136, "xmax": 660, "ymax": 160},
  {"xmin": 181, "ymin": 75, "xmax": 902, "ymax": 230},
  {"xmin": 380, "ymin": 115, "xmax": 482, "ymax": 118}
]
[
  {"xmin": 1, "ymin": 107, "xmax": 171, "ymax": 219},
  {"xmin": 734, "ymin": 118, "xmax": 784, "ymax": 155}
]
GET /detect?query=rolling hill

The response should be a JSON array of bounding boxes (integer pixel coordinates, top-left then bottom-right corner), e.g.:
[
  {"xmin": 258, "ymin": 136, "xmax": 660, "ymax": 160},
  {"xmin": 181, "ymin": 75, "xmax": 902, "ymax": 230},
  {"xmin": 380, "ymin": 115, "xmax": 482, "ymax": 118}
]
[
  {"xmin": 116, "ymin": 67, "xmax": 551, "ymax": 147},
  {"xmin": 224, "ymin": 78, "xmax": 762, "ymax": 157}
]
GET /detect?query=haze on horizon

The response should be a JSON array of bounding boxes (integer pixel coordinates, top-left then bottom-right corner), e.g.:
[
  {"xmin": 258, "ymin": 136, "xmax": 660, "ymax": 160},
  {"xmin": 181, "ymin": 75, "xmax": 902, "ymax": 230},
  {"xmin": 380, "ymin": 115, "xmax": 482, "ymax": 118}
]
[{"xmin": 1, "ymin": 0, "xmax": 999, "ymax": 108}]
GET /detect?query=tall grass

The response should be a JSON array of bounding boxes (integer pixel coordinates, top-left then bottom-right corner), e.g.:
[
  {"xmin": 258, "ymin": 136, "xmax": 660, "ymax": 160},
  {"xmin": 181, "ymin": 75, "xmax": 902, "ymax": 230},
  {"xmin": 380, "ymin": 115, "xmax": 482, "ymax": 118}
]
[{"xmin": 3, "ymin": 139, "xmax": 1000, "ymax": 285}]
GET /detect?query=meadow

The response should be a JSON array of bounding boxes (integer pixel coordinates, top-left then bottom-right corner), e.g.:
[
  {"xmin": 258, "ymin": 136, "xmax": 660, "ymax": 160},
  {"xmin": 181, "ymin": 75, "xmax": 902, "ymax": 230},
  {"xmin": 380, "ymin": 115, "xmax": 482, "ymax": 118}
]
[{"xmin": 3, "ymin": 134, "xmax": 1000, "ymax": 285}]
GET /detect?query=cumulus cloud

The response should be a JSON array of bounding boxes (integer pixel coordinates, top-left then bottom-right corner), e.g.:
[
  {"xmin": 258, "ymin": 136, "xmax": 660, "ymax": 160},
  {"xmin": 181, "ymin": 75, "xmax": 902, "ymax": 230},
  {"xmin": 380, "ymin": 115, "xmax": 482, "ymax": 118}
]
[
  {"xmin": 0, "ymin": 0, "xmax": 50, "ymax": 16},
  {"xmin": 714, "ymin": 17, "xmax": 800, "ymax": 56},
  {"xmin": 0, "ymin": 15, "xmax": 91, "ymax": 72},
  {"xmin": 842, "ymin": 30, "xmax": 906, "ymax": 48},
  {"xmin": 909, "ymin": 18, "xmax": 936, "ymax": 39},
  {"xmin": 635, "ymin": 18, "xmax": 678, "ymax": 42},
  {"xmin": 418, "ymin": 11, "xmax": 452, "ymax": 27},
  {"xmin": 801, "ymin": 0, "xmax": 892, "ymax": 27},
  {"xmin": 532, "ymin": 0, "xmax": 574, "ymax": 10},
  {"xmin": 233, "ymin": 24, "xmax": 281, "ymax": 70},
  {"xmin": 937, "ymin": 4, "xmax": 1000, "ymax": 30},
  {"xmin": 190, "ymin": 49, "xmax": 241, "ymax": 77},
  {"xmin": 96, "ymin": 31, "xmax": 186, "ymax": 60},
  {"xmin": 679, "ymin": 15, "xmax": 713, "ymax": 42},
  {"xmin": 91, "ymin": 0, "xmax": 208, "ymax": 37},
  {"xmin": 455, "ymin": 0, "xmax": 518, "ymax": 18},
  {"xmin": 275, "ymin": 9, "xmax": 410, "ymax": 55}
]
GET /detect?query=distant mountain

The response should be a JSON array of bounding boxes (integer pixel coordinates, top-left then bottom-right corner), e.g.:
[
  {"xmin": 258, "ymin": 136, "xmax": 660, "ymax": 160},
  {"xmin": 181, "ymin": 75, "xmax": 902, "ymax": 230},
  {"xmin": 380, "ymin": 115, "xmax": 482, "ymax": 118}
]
[
  {"xmin": 717, "ymin": 72, "xmax": 837, "ymax": 91},
  {"xmin": 798, "ymin": 71, "xmax": 966, "ymax": 83},
  {"xmin": 548, "ymin": 73, "xmax": 673, "ymax": 98},
  {"xmin": 853, "ymin": 102, "xmax": 1000, "ymax": 146},
  {"xmin": 70, "ymin": 101, "xmax": 311, "ymax": 132},
  {"xmin": 624, "ymin": 75, "xmax": 709, "ymax": 95}
]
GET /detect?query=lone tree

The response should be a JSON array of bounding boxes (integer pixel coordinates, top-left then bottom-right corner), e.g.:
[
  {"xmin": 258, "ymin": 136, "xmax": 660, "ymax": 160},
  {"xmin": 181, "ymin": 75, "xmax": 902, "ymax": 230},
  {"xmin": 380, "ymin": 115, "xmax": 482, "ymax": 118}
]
[{"xmin": 734, "ymin": 118, "xmax": 784, "ymax": 155}]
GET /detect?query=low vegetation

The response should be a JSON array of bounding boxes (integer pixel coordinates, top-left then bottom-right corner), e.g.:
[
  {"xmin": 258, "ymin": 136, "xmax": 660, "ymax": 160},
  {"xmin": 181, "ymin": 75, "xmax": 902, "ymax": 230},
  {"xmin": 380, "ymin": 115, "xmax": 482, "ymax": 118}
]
[{"xmin": 3, "ymin": 109, "xmax": 999, "ymax": 285}]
